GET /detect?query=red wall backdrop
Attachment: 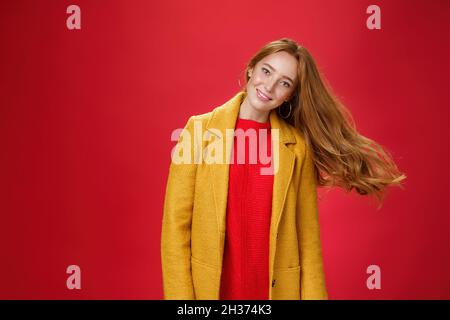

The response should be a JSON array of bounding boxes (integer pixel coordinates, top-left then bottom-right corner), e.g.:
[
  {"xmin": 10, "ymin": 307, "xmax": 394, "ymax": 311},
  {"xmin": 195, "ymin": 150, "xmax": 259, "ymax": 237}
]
[{"xmin": 0, "ymin": 0, "xmax": 449, "ymax": 299}]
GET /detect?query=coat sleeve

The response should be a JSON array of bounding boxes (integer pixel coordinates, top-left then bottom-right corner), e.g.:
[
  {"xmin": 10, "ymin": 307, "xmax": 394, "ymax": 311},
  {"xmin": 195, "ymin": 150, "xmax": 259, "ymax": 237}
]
[
  {"xmin": 161, "ymin": 116, "xmax": 197, "ymax": 300},
  {"xmin": 297, "ymin": 141, "xmax": 328, "ymax": 300}
]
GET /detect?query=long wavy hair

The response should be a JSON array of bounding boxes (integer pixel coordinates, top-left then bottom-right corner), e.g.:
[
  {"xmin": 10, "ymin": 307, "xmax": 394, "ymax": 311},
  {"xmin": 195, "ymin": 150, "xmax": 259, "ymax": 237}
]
[{"xmin": 240, "ymin": 38, "xmax": 406, "ymax": 207}]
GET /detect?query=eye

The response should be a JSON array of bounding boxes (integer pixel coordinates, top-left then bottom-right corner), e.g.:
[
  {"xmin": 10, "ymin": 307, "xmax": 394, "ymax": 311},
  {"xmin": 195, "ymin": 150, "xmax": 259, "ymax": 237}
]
[
  {"xmin": 262, "ymin": 67, "xmax": 270, "ymax": 75},
  {"xmin": 282, "ymin": 81, "xmax": 290, "ymax": 88}
]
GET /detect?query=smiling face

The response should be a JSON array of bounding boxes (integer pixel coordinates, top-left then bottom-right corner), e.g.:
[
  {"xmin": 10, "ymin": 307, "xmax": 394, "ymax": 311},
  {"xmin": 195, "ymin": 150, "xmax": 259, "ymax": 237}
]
[{"xmin": 246, "ymin": 51, "xmax": 299, "ymax": 113}]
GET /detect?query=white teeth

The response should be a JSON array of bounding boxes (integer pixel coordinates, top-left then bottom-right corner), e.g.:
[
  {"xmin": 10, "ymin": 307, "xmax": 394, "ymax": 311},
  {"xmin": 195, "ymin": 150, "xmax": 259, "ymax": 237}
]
[{"xmin": 258, "ymin": 89, "xmax": 270, "ymax": 100}]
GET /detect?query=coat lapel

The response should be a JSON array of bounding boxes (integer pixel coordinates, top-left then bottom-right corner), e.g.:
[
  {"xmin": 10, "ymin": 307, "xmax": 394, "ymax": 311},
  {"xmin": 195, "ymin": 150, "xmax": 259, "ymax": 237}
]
[
  {"xmin": 268, "ymin": 107, "xmax": 296, "ymax": 239},
  {"xmin": 205, "ymin": 91, "xmax": 297, "ymax": 262}
]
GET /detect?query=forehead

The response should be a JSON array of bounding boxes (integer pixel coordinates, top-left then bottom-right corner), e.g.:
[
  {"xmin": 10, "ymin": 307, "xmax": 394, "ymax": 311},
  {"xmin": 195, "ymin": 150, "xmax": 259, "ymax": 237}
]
[{"xmin": 258, "ymin": 51, "xmax": 298, "ymax": 81}]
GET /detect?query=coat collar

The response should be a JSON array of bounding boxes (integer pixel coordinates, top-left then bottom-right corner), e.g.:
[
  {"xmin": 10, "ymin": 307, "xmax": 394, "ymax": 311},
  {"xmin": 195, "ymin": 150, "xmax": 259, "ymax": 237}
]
[{"xmin": 205, "ymin": 91, "xmax": 298, "ymax": 275}]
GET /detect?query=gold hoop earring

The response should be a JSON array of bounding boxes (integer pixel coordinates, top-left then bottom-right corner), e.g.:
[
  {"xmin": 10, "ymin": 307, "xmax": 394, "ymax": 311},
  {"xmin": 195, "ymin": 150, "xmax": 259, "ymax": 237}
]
[{"xmin": 278, "ymin": 101, "xmax": 292, "ymax": 119}]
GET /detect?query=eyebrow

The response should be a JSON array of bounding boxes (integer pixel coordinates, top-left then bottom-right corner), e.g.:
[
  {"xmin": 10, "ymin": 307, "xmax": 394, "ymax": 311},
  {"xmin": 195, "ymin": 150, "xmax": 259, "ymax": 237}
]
[{"xmin": 262, "ymin": 62, "xmax": 295, "ymax": 84}]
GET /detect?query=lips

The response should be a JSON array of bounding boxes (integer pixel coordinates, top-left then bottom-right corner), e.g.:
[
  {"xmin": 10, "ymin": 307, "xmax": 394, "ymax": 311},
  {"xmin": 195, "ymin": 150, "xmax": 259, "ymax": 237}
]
[{"xmin": 256, "ymin": 89, "xmax": 272, "ymax": 101}]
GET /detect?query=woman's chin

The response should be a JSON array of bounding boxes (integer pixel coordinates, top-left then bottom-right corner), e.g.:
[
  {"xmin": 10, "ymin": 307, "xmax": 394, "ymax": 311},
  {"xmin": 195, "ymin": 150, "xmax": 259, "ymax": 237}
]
[{"xmin": 250, "ymin": 98, "xmax": 274, "ymax": 111}]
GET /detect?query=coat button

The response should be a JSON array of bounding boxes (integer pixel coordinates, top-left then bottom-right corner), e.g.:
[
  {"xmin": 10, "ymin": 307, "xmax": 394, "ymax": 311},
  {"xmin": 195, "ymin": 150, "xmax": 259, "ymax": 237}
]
[{"xmin": 272, "ymin": 279, "xmax": 276, "ymax": 287}]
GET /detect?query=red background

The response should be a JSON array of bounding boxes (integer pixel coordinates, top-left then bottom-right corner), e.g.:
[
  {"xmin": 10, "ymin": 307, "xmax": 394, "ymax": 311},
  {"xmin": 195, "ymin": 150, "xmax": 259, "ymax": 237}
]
[{"xmin": 0, "ymin": 0, "xmax": 449, "ymax": 299}]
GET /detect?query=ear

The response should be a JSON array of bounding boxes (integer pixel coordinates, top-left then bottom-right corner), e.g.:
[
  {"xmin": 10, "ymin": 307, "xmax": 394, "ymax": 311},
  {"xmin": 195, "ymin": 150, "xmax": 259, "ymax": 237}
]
[{"xmin": 248, "ymin": 67, "xmax": 253, "ymax": 78}]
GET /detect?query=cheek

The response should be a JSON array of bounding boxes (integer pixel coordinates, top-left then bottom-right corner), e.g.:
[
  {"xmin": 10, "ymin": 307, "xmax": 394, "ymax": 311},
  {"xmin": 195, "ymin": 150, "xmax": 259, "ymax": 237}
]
[
  {"xmin": 250, "ymin": 74, "xmax": 265, "ymax": 85},
  {"xmin": 279, "ymin": 88, "xmax": 293, "ymax": 100},
  {"xmin": 271, "ymin": 91, "xmax": 291, "ymax": 104}
]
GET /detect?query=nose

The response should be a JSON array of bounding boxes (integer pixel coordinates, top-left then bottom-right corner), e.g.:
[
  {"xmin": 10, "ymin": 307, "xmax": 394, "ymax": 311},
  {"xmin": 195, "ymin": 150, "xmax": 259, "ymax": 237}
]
[{"xmin": 264, "ymin": 77, "xmax": 276, "ymax": 93}]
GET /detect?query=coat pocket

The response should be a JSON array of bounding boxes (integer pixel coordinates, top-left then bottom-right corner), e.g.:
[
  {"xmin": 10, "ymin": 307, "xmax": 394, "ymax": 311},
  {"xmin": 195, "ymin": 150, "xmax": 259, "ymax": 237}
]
[
  {"xmin": 271, "ymin": 265, "xmax": 301, "ymax": 300},
  {"xmin": 191, "ymin": 255, "xmax": 220, "ymax": 300}
]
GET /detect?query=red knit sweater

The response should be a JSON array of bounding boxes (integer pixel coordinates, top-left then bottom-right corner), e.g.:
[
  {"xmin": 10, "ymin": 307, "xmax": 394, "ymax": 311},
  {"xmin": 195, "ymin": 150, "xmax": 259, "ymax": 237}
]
[{"xmin": 219, "ymin": 117, "xmax": 273, "ymax": 300}]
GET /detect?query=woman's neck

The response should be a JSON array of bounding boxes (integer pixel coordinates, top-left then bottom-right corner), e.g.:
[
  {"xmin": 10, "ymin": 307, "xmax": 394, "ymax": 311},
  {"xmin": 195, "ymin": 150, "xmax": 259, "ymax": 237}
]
[{"xmin": 238, "ymin": 97, "xmax": 270, "ymax": 123}]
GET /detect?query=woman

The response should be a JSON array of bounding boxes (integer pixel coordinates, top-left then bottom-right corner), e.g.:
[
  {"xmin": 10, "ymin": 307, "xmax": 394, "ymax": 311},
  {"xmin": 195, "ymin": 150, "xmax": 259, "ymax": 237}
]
[{"xmin": 161, "ymin": 38, "xmax": 406, "ymax": 300}]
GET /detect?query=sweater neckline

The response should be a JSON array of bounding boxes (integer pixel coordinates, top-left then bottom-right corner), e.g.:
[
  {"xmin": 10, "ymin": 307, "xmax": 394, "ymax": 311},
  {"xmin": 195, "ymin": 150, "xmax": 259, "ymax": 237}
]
[{"xmin": 236, "ymin": 117, "xmax": 271, "ymax": 129}]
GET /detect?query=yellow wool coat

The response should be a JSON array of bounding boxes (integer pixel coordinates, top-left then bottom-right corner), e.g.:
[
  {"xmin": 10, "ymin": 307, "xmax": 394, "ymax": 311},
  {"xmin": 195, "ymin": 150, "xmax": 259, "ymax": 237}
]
[{"xmin": 161, "ymin": 90, "xmax": 328, "ymax": 300}]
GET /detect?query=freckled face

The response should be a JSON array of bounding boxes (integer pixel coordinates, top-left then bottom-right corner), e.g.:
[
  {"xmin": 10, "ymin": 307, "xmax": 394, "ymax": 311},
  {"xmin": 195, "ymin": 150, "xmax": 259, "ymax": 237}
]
[{"xmin": 246, "ymin": 51, "xmax": 298, "ymax": 112}]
